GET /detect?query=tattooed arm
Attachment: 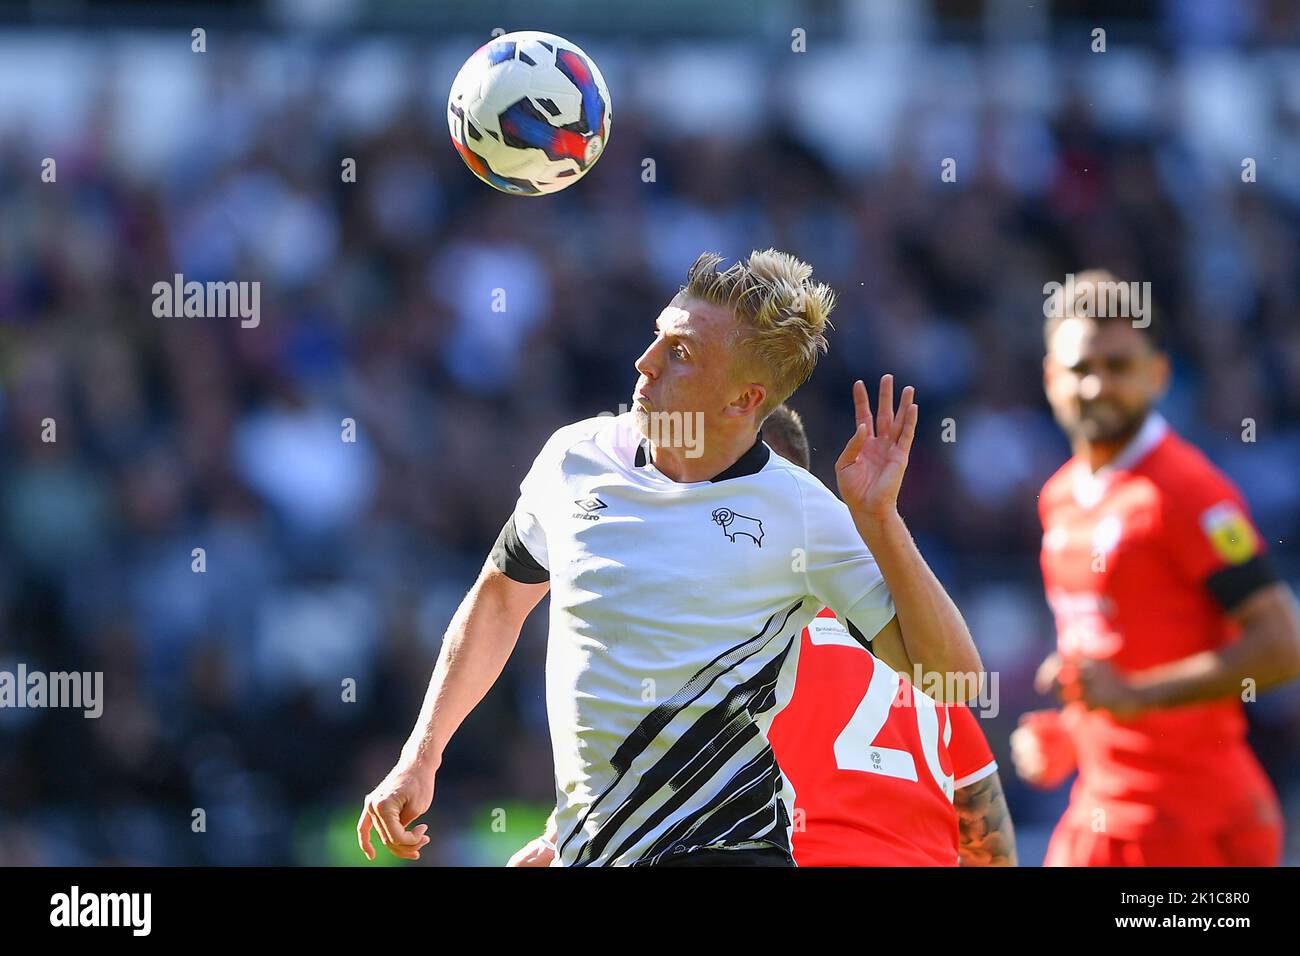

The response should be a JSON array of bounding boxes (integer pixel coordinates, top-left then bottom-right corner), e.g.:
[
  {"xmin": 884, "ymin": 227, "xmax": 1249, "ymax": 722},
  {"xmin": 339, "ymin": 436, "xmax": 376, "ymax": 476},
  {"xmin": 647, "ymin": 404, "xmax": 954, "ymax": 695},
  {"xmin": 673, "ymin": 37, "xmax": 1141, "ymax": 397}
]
[{"xmin": 954, "ymin": 771, "xmax": 1017, "ymax": 866}]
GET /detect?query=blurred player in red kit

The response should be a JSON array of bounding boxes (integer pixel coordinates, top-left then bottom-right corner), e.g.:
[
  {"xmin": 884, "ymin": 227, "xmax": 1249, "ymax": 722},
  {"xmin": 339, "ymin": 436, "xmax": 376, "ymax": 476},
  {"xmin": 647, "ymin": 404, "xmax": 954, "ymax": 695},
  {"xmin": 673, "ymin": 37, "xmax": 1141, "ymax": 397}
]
[{"xmin": 1012, "ymin": 270, "xmax": 1300, "ymax": 866}]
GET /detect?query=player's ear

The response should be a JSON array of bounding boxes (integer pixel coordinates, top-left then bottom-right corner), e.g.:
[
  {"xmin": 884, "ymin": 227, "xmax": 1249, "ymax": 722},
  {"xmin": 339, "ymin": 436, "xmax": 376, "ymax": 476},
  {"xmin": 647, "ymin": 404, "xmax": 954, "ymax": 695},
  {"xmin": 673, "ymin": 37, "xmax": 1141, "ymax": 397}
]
[
  {"xmin": 727, "ymin": 383, "xmax": 766, "ymax": 419},
  {"xmin": 1149, "ymin": 348, "xmax": 1172, "ymax": 397}
]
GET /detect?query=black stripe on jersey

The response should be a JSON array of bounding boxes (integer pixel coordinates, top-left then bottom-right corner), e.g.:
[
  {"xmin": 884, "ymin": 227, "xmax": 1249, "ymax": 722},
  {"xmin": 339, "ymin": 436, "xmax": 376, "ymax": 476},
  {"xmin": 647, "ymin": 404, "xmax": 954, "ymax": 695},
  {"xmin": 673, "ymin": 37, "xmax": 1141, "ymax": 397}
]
[
  {"xmin": 635, "ymin": 657, "xmax": 794, "ymax": 865},
  {"xmin": 1205, "ymin": 553, "xmax": 1279, "ymax": 611},
  {"xmin": 633, "ymin": 734, "xmax": 791, "ymax": 866},
  {"xmin": 490, "ymin": 515, "xmax": 549, "ymax": 584},
  {"xmin": 608, "ymin": 599, "xmax": 805, "ymax": 777},
  {"xmin": 600, "ymin": 645, "xmax": 791, "ymax": 864},
  {"xmin": 844, "ymin": 617, "xmax": 872, "ymax": 650},
  {"xmin": 632, "ymin": 752, "xmax": 774, "ymax": 866},
  {"xmin": 571, "ymin": 636, "xmax": 795, "ymax": 866},
  {"xmin": 556, "ymin": 599, "xmax": 804, "ymax": 860}
]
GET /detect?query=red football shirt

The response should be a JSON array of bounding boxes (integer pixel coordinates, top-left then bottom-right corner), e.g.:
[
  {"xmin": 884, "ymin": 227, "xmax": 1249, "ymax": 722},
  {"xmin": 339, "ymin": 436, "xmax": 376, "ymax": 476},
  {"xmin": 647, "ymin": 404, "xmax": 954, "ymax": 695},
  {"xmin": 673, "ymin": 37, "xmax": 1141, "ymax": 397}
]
[
  {"xmin": 767, "ymin": 607, "xmax": 997, "ymax": 866},
  {"xmin": 1038, "ymin": 413, "xmax": 1282, "ymax": 839}
]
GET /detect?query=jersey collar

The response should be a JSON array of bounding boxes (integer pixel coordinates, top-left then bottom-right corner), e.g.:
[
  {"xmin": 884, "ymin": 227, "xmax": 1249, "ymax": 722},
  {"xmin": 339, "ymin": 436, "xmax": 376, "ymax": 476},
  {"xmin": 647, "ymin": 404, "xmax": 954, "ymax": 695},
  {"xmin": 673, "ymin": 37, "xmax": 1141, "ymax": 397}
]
[
  {"xmin": 1102, "ymin": 411, "xmax": 1169, "ymax": 475},
  {"xmin": 1071, "ymin": 411, "xmax": 1169, "ymax": 508},
  {"xmin": 634, "ymin": 431, "xmax": 771, "ymax": 483}
]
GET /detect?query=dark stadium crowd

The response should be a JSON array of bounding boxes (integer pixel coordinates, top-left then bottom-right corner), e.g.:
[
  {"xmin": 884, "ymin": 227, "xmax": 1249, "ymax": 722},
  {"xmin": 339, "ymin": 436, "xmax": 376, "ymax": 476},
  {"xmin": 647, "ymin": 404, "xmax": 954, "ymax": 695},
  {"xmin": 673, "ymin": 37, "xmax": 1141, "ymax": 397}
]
[{"xmin": 2, "ymin": 19, "xmax": 1299, "ymax": 864}]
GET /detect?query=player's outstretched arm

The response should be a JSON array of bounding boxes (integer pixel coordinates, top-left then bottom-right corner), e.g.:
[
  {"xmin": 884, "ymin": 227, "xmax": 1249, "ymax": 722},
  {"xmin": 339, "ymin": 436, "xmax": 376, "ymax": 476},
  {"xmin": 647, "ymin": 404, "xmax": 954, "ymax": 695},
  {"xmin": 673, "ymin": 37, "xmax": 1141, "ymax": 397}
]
[
  {"xmin": 835, "ymin": 376, "xmax": 983, "ymax": 693},
  {"xmin": 954, "ymin": 771, "xmax": 1018, "ymax": 866},
  {"xmin": 358, "ymin": 559, "xmax": 550, "ymax": 861},
  {"xmin": 1084, "ymin": 582, "xmax": 1300, "ymax": 716}
]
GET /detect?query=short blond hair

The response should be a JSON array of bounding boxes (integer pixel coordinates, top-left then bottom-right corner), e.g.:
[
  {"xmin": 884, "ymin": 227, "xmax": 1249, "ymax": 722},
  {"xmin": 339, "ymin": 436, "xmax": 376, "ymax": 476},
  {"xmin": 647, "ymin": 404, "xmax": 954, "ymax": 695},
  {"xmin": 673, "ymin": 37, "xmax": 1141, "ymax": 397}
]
[{"xmin": 682, "ymin": 249, "xmax": 834, "ymax": 419}]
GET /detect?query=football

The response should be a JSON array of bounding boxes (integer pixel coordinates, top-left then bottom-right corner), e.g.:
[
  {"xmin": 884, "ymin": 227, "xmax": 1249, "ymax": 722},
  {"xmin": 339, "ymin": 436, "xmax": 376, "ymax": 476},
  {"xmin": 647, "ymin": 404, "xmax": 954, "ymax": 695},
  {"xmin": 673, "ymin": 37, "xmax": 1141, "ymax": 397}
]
[{"xmin": 447, "ymin": 30, "xmax": 612, "ymax": 196}]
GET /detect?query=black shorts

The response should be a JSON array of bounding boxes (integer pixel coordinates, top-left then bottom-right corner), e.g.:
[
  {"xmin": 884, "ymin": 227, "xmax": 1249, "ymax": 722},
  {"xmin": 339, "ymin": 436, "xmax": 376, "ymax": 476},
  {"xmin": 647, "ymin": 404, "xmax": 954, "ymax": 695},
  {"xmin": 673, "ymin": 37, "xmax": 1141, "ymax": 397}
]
[{"xmin": 651, "ymin": 845, "xmax": 794, "ymax": 867}]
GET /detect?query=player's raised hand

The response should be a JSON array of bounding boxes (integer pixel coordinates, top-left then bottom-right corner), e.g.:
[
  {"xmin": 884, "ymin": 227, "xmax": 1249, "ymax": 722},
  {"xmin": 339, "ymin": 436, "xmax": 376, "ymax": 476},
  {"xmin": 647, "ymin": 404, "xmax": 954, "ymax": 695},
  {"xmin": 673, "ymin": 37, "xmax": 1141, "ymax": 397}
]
[
  {"xmin": 357, "ymin": 761, "xmax": 436, "ymax": 861},
  {"xmin": 836, "ymin": 376, "xmax": 918, "ymax": 521}
]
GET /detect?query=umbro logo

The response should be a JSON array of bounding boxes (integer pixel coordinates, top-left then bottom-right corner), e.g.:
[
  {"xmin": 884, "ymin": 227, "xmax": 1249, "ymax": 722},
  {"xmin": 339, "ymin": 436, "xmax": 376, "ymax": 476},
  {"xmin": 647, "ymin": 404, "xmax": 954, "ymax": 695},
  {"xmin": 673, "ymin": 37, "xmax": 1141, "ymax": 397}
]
[
  {"xmin": 573, "ymin": 496, "xmax": 608, "ymax": 521},
  {"xmin": 712, "ymin": 507, "xmax": 764, "ymax": 547}
]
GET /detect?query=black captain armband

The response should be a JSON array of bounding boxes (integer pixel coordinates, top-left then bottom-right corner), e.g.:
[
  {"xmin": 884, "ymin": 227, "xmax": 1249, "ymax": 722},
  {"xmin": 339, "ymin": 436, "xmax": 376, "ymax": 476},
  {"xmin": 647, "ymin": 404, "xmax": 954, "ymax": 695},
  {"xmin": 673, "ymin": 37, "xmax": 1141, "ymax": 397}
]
[
  {"xmin": 1205, "ymin": 553, "xmax": 1279, "ymax": 612},
  {"xmin": 490, "ymin": 515, "xmax": 550, "ymax": 584}
]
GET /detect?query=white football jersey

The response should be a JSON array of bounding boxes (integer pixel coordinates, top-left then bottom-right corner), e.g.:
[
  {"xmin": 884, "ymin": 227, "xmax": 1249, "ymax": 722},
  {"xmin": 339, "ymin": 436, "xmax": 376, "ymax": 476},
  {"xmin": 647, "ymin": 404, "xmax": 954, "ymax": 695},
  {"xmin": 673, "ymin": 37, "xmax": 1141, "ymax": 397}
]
[{"xmin": 492, "ymin": 413, "xmax": 894, "ymax": 866}]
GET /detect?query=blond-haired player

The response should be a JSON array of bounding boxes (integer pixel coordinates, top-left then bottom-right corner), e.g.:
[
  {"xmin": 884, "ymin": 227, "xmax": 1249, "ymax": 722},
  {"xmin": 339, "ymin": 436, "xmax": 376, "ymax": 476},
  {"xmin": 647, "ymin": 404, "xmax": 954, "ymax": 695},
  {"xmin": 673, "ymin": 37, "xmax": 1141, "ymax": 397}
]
[{"xmin": 359, "ymin": 250, "xmax": 981, "ymax": 866}]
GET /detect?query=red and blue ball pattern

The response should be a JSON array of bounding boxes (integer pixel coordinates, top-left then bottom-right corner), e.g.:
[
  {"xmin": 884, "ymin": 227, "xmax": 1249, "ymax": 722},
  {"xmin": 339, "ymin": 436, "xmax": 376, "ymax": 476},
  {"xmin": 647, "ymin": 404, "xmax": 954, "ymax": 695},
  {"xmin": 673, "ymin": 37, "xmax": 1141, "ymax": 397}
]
[{"xmin": 448, "ymin": 31, "xmax": 612, "ymax": 196}]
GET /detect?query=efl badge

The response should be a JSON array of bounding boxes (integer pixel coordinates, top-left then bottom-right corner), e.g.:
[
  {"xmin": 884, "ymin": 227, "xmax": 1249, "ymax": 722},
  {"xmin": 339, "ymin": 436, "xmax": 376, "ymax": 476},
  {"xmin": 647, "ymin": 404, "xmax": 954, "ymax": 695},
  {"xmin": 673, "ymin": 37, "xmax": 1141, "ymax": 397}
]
[{"xmin": 1200, "ymin": 502, "xmax": 1259, "ymax": 566}]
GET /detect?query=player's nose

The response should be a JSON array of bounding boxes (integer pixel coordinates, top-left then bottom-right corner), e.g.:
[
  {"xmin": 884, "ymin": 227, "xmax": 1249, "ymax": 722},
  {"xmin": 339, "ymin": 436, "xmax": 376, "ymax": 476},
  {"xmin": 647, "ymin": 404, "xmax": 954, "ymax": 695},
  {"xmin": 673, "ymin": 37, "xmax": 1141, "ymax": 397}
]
[
  {"xmin": 1079, "ymin": 373, "xmax": 1104, "ymax": 401},
  {"xmin": 634, "ymin": 342, "xmax": 661, "ymax": 379}
]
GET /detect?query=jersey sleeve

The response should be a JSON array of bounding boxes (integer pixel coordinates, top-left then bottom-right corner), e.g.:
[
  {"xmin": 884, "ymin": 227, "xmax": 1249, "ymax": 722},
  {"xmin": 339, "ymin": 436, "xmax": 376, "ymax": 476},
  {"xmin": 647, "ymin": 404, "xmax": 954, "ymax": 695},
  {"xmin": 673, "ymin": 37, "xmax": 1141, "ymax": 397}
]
[
  {"xmin": 946, "ymin": 703, "xmax": 997, "ymax": 789},
  {"xmin": 1160, "ymin": 469, "xmax": 1277, "ymax": 613},
  {"xmin": 799, "ymin": 478, "xmax": 896, "ymax": 642},
  {"xmin": 490, "ymin": 429, "xmax": 565, "ymax": 583}
]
